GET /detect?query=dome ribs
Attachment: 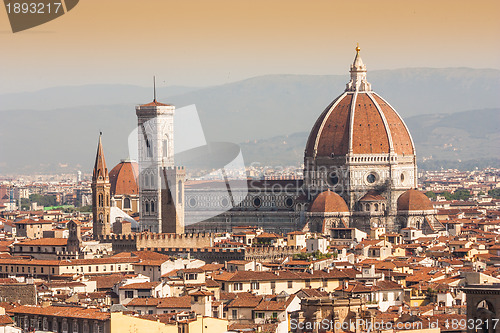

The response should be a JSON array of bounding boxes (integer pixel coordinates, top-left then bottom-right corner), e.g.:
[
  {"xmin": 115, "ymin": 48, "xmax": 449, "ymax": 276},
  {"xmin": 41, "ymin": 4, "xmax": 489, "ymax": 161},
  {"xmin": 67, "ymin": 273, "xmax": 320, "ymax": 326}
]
[
  {"xmin": 352, "ymin": 94, "xmax": 390, "ymax": 154},
  {"xmin": 109, "ymin": 161, "xmax": 139, "ymax": 196},
  {"xmin": 316, "ymin": 94, "xmax": 352, "ymax": 157},
  {"xmin": 310, "ymin": 190, "xmax": 349, "ymax": 213},
  {"xmin": 371, "ymin": 94, "xmax": 415, "ymax": 155}
]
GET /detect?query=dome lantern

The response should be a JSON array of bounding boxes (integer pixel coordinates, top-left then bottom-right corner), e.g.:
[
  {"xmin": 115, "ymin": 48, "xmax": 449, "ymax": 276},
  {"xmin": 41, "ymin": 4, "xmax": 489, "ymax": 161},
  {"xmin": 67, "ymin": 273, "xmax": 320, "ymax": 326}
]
[{"xmin": 346, "ymin": 44, "xmax": 372, "ymax": 92}]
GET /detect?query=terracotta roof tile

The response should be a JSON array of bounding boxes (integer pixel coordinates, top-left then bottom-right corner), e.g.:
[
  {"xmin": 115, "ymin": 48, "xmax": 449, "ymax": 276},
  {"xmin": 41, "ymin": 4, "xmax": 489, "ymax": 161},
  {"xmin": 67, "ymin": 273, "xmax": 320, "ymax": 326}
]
[
  {"xmin": 16, "ymin": 238, "xmax": 67, "ymax": 246},
  {"xmin": 309, "ymin": 190, "xmax": 349, "ymax": 213},
  {"xmin": 9, "ymin": 305, "xmax": 110, "ymax": 321},
  {"xmin": 119, "ymin": 281, "xmax": 160, "ymax": 290}
]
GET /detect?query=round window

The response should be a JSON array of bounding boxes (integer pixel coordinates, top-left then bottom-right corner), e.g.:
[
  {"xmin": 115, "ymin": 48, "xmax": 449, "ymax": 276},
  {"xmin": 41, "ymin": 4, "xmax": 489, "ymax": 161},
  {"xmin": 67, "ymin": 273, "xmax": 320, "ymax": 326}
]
[
  {"xmin": 400, "ymin": 173, "xmax": 405, "ymax": 183},
  {"xmin": 189, "ymin": 197, "xmax": 197, "ymax": 207},
  {"xmin": 221, "ymin": 198, "xmax": 229, "ymax": 207},
  {"xmin": 253, "ymin": 197, "xmax": 262, "ymax": 208},
  {"xmin": 285, "ymin": 197, "xmax": 294, "ymax": 208},
  {"xmin": 328, "ymin": 172, "xmax": 339, "ymax": 186},
  {"xmin": 367, "ymin": 173, "xmax": 377, "ymax": 184}
]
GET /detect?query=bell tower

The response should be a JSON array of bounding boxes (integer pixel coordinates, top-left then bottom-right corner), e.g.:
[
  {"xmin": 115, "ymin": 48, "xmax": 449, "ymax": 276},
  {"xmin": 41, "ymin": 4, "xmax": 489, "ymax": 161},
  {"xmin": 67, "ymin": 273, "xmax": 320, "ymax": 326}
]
[
  {"xmin": 92, "ymin": 133, "xmax": 111, "ymax": 239},
  {"xmin": 136, "ymin": 90, "xmax": 185, "ymax": 233}
]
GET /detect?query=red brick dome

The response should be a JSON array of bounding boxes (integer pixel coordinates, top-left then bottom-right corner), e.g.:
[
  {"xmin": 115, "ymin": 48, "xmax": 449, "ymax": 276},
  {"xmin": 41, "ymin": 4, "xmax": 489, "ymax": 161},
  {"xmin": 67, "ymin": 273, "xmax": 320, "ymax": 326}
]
[
  {"xmin": 397, "ymin": 189, "xmax": 434, "ymax": 211},
  {"xmin": 309, "ymin": 190, "xmax": 349, "ymax": 213},
  {"xmin": 305, "ymin": 92, "xmax": 414, "ymax": 158},
  {"xmin": 109, "ymin": 160, "xmax": 139, "ymax": 196},
  {"xmin": 305, "ymin": 48, "xmax": 414, "ymax": 159}
]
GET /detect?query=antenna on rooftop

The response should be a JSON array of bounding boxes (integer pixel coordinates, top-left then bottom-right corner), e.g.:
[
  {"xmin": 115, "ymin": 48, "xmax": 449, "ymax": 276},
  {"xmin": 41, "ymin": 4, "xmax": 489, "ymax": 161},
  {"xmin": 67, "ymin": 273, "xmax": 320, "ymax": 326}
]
[{"xmin": 153, "ymin": 75, "xmax": 157, "ymax": 102}]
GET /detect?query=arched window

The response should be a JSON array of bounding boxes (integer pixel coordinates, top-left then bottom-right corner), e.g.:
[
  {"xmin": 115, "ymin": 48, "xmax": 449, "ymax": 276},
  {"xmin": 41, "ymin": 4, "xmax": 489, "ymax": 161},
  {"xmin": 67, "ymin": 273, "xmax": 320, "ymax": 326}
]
[
  {"xmin": 151, "ymin": 201, "xmax": 155, "ymax": 213},
  {"xmin": 99, "ymin": 213, "xmax": 103, "ymax": 223},
  {"xmin": 144, "ymin": 173, "xmax": 150, "ymax": 187},
  {"xmin": 150, "ymin": 174, "xmax": 155, "ymax": 188},
  {"xmin": 106, "ymin": 195, "xmax": 110, "ymax": 206},
  {"xmin": 145, "ymin": 201, "xmax": 150, "ymax": 214},
  {"xmin": 98, "ymin": 194, "xmax": 103, "ymax": 207},
  {"xmin": 178, "ymin": 180, "xmax": 183, "ymax": 204},
  {"xmin": 123, "ymin": 198, "xmax": 131, "ymax": 209},
  {"xmin": 375, "ymin": 203, "xmax": 379, "ymax": 211},
  {"xmin": 146, "ymin": 139, "xmax": 153, "ymax": 158},
  {"xmin": 163, "ymin": 137, "xmax": 169, "ymax": 158}
]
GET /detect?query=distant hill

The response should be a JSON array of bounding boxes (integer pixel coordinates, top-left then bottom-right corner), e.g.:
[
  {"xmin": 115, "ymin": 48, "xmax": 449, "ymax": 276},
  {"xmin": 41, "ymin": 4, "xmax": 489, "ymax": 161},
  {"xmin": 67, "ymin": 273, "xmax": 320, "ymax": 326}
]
[
  {"xmin": 0, "ymin": 68, "xmax": 499, "ymax": 174},
  {"xmin": 169, "ymin": 68, "xmax": 500, "ymax": 143},
  {"xmin": 0, "ymin": 85, "xmax": 198, "ymax": 111},
  {"xmin": 239, "ymin": 108, "xmax": 500, "ymax": 170}
]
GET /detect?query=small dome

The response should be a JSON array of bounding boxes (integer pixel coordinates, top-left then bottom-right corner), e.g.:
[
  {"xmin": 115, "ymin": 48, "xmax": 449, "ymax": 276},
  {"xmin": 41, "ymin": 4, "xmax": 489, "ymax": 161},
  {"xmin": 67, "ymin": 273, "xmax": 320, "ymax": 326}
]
[
  {"xmin": 109, "ymin": 160, "xmax": 139, "ymax": 196},
  {"xmin": 309, "ymin": 190, "xmax": 349, "ymax": 213},
  {"xmin": 397, "ymin": 189, "xmax": 434, "ymax": 211}
]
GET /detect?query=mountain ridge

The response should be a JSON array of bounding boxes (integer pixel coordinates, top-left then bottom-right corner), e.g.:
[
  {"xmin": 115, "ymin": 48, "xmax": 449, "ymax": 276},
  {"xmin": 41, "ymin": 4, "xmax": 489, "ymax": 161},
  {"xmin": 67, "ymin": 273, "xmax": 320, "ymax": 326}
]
[{"xmin": 1, "ymin": 68, "xmax": 499, "ymax": 174}]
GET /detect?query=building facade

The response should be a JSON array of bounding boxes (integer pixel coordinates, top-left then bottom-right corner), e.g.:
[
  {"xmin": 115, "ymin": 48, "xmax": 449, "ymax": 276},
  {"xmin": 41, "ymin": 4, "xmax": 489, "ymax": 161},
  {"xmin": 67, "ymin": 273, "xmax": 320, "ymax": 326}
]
[{"xmin": 185, "ymin": 47, "xmax": 442, "ymax": 235}]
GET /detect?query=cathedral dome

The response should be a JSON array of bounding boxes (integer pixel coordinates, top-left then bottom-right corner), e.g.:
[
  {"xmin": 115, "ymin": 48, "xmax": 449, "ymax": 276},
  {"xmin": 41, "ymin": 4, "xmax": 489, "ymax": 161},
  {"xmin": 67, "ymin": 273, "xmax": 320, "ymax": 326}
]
[
  {"xmin": 305, "ymin": 47, "xmax": 415, "ymax": 159},
  {"xmin": 309, "ymin": 190, "xmax": 349, "ymax": 213},
  {"xmin": 397, "ymin": 189, "xmax": 434, "ymax": 211},
  {"xmin": 109, "ymin": 160, "xmax": 139, "ymax": 196}
]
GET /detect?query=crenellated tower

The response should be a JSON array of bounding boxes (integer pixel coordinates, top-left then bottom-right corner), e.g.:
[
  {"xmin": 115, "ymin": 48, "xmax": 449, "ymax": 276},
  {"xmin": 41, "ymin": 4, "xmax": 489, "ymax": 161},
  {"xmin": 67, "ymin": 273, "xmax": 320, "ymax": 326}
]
[{"xmin": 92, "ymin": 134, "xmax": 111, "ymax": 239}]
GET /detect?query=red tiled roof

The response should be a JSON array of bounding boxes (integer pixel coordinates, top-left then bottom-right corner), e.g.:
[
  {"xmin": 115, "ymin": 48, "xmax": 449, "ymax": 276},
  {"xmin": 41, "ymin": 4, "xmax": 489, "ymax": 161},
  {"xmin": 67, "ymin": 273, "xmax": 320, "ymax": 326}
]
[
  {"xmin": 359, "ymin": 191, "xmax": 386, "ymax": 201},
  {"xmin": 157, "ymin": 296, "xmax": 191, "ymax": 309},
  {"xmin": 0, "ymin": 315, "xmax": 14, "ymax": 325},
  {"xmin": 397, "ymin": 189, "xmax": 434, "ymax": 211},
  {"xmin": 13, "ymin": 218, "xmax": 52, "ymax": 225},
  {"xmin": 227, "ymin": 295, "xmax": 263, "ymax": 308},
  {"xmin": 139, "ymin": 100, "xmax": 172, "ymax": 107},
  {"xmin": 309, "ymin": 190, "xmax": 349, "ymax": 213},
  {"xmin": 16, "ymin": 238, "xmax": 67, "ymax": 246},
  {"xmin": 254, "ymin": 300, "xmax": 286, "ymax": 311},
  {"xmin": 305, "ymin": 92, "xmax": 414, "ymax": 158},
  {"xmin": 119, "ymin": 281, "xmax": 160, "ymax": 290},
  {"xmin": 109, "ymin": 161, "xmax": 139, "ymax": 196},
  {"xmin": 9, "ymin": 305, "xmax": 110, "ymax": 321}
]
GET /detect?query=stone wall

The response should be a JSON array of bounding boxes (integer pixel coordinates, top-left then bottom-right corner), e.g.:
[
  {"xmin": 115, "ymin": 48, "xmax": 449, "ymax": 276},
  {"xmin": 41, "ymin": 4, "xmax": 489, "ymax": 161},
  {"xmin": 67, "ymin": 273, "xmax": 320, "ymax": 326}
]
[
  {"xmin": 100, "ymin": 232, "xmax": 215, "ymax": 254},
  {"xmin": 153, "ymin": 246, "xmax": 302, "ymax": 263}
]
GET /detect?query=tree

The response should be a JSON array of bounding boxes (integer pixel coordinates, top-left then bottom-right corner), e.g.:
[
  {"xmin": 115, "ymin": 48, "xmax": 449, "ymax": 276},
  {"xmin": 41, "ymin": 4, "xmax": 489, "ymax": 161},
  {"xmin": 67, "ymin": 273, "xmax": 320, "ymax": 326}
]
[
  {"xmin": 425, "ymin": 191, "xmax": 437, "ymax": 200},
  {"xmin": 489, "ymin": 188, "xmax": 500, "ymax": 199},
  {"xmin": 29, "ymin": 194, "xmax": 57, "ymax": 207},
  {"xmin": 451, "ymin": 189, "xmax": 472, "ymax": 201}
]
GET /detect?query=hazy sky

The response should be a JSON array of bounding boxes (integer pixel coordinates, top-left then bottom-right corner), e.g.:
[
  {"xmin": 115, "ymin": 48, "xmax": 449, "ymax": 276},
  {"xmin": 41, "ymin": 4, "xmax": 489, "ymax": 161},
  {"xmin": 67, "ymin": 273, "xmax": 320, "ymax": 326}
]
[{"xmin": 1, "ymin": 0, "xmax": 499, "ymax": 93}]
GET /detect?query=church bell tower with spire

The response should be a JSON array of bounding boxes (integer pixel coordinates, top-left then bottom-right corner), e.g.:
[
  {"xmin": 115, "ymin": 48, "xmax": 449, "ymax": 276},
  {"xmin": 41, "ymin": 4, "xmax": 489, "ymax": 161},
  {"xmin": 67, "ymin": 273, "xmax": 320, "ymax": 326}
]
[{"xmin": 92, "ymin": 133, "xmax": 111, "ymax": 239}]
